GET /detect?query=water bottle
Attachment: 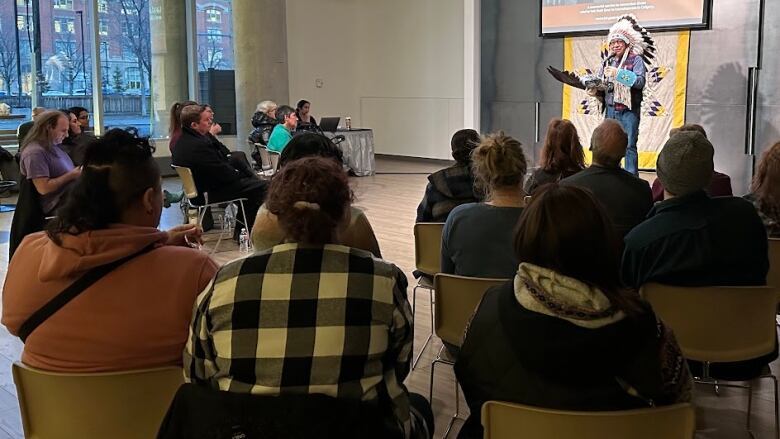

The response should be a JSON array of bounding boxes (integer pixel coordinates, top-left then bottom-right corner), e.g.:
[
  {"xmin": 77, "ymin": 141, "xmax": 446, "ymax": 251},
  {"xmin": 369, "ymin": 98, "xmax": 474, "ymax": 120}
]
[{"xmin": 239, "ymin": 228, "xmax": 250, "ymax": 253}]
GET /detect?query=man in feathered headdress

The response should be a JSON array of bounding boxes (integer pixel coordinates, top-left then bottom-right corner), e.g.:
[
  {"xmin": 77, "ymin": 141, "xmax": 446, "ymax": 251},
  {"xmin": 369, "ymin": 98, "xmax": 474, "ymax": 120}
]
[{"xmin": 593, "ymin": 15, "xmax": 655, "ymax": 176}]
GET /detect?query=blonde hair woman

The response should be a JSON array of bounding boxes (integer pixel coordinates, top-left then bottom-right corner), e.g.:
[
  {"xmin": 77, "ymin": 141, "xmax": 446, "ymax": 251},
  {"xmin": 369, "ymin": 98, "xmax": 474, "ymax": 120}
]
[{"xmin": 441, "ymin": 131, "xmax": 528, "ymax": 278}]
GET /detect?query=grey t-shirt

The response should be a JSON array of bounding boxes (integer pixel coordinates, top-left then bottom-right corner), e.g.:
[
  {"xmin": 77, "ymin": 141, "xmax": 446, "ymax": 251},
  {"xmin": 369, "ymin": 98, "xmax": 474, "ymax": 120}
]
[{"xmin": 441, "ymin": 203, "xmax": 523, "ymax": 279}]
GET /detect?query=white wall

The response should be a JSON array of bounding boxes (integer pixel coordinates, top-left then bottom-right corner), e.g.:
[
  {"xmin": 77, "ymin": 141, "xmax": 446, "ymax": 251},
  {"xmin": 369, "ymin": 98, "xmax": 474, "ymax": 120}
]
[{"xmin": 287, "ymin": 0, "xmax": 465, "ymax": 159}]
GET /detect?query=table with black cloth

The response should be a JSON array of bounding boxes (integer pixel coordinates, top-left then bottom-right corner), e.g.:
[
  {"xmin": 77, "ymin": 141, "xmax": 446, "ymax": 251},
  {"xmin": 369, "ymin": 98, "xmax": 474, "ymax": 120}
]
[{"xmin": 327, "ymin": 129, "xmax": 375, "ymax": 177}]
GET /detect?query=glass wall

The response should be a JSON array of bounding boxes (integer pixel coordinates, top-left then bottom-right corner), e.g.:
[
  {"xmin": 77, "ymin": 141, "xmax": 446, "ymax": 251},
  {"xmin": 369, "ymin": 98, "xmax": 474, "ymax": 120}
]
[
  {"xmin": 99, "ymin": 0, "xmax": 152, "ymax": 135},
  {"xmin": 0, "ymin": 0, "xmax": 34, "ymax": 131},
  {"xmin": 196, "ymin": 0, "xmax": 233, "ymax": 72},
  {"xmin": 0, "ymin": 0, "xmax": 207, "ymax": 139}
]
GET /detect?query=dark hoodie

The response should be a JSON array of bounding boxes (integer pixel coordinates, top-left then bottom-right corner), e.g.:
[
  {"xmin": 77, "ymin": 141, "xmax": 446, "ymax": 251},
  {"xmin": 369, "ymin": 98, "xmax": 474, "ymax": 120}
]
[{"xmin": 454, "ymin": 263, "xmax": 691, "ymax": 439}]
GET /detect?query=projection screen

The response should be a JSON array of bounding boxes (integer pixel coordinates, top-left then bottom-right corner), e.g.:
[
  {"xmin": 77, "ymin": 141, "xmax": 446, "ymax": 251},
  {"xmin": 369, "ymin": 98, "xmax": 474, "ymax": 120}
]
[{"xmin": 541, "ymin": 0, "xmax": 711, "ymax": 36}]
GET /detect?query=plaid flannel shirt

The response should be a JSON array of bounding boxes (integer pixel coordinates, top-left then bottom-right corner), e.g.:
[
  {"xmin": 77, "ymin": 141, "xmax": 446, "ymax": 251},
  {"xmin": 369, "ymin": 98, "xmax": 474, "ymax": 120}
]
[
  {"xmin": 416, "ymin": 164, "xmax": 480, "ymax": 223},
  {"xmin": 184, "ymin": 243, "xmax": 415, "ymax": 436}
]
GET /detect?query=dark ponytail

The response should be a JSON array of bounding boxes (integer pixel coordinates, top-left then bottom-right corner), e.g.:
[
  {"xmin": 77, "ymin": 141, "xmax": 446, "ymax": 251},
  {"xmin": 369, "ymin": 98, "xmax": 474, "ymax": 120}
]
[{"xmin": 47, "ymin": 129, "xmax": 160, "ymax": 245}]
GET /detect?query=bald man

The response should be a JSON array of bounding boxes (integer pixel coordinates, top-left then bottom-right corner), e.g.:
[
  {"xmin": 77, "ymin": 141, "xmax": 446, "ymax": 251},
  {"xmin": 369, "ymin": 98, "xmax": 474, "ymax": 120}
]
[{"xmin": 560, "ymin": 119, "xmax": 652, "ymax": 238}]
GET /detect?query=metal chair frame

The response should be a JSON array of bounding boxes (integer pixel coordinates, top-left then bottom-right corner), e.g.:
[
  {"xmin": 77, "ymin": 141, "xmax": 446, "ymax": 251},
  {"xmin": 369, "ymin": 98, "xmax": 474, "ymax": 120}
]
[
  {"xmin": 429, "ymin": 273, "xmax": 508, "ymax": 438},
  {"xmin": 641, "ymin": 283, "xmax": 779, "ymax": 439},
  {"xmin": 172, "ymin": 165, "xmax": 251, "ymax": 252},
  {"xmin": 411, "ymin": 223, "xmax": 444, "ymax": 370}
]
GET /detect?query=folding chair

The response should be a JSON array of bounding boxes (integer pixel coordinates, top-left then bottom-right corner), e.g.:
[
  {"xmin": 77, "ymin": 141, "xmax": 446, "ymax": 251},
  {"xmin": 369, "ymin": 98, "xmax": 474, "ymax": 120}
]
[
  {"xmin": 431, "ymin": 273, "xmax": 507, "ymax": 437},
  {"xmin": 411, "ymin": 222, "xmax": 444, "ymax": 369},
  {"xmin": 482, "ymin": 401, "xmax": 695, "ymax": 439},
  {"xmin": 13, "ymin": 363, "xmax": 183, "ymax": 439},
  {"xmin": 171, "ymin": 165, "xmax": 250, "ymax": 252},
  {"xmin": 641, "ymin": 283, "xmax": 779, "ymax": 439}
]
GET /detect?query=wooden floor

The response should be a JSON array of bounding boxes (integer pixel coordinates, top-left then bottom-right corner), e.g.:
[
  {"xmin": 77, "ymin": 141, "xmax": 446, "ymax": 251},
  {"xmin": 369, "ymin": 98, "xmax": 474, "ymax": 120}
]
[{"xmin": 0, "ymin": 156, "xmax": 774, "ymax": 438}]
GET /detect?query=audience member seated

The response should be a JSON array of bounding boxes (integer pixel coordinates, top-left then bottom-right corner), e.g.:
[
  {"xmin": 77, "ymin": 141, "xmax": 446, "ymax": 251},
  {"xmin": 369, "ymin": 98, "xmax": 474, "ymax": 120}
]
[
  {"xmin": 622, "ymin": 130, "xmax": 771, "ymax": 378},
  {"xmin": 650, "ymin": 124, "xmax": 732, "ymax": 202},
  {"xmin": 295, "ymin": 99, "xmax": 318, "ymax": 131},
  {"xmin": 248, "ymin": 100, "xmax": 278, "ymax": 146},
  {"xmin": 168, "ymin": 100, "xmax": 198, "ymax": 151},
  {"xmin": 524, "ymin": 118, "xmax": 585, "ymax": 195},
  {"xmin": 2, "ymin": 129, "xmax": 217, "ymax": 372},
  {"xmin": 68, "ymin": 106, "xmax": 92, "ymax": 133},
  {"xmin": 59, "ymin": 108, "xmax": 96, "ymax": 166},
  {"xmin": 267, "ymin": 105, "xmax": 297, "ymax": 153},
  {"xmin": 252, "ymin": 133, "xmax": 382, "ymax": 257},
  {"xmin": 203, "ymin": 104, "xmax": 256, "ymax": 179},
  {"xmin": 455, "ymin": 184, "xmax": 692, "ymax": 439},
  {"xmin": 745, "ymin": 141, "xmax": 780, "ymax": 237},
  {"xmin": 441, "ymin": 132, "xmax": 527, "ymax": 278},
  {"xmin": 184, "ymin": 157, "xmax": 434, "ymax": 439},
  {"xmin": 171, "ymin": 105, "xmax": 267, "ymax": 239},
  {"xmin": 16, "ymin": 106, "xmax": 45, "ymax": 146},
  {"xmin": 561, "ymin": 119, "xmax": 652, "ymax": 238},
  {"xmin": 18, "ymin": 111, "xmax": 80, "ymax": 216},
  {"xmin": 416, "ymin": 129, "xmax": 481, "ymax": 222}
]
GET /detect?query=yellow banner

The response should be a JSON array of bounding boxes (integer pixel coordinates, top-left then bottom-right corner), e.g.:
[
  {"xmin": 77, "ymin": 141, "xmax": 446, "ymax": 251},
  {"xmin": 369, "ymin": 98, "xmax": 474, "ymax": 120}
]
[{"xmin": 563, "ymin": 31, "xmax": 690, "ymax": 170}]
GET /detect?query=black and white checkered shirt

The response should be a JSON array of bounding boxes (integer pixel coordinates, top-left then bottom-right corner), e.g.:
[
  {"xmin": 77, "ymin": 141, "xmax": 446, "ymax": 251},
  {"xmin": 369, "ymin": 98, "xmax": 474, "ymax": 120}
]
[{"xmin": 184, "ymin": 243, "xmax": 416, "ymax": 436}]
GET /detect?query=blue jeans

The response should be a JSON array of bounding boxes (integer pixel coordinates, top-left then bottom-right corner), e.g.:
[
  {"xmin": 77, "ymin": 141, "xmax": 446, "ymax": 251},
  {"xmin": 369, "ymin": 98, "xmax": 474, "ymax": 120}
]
[{"xmin": 606, "ymin": 106, "xmax": 639, "ymax": 175}]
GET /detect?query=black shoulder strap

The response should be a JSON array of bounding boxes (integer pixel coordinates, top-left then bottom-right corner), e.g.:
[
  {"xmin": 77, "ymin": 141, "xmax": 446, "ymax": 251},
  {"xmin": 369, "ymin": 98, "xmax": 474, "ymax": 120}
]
[{"xmin": 18, "ymin": 244, "xmax": 157, "ymax": 343}]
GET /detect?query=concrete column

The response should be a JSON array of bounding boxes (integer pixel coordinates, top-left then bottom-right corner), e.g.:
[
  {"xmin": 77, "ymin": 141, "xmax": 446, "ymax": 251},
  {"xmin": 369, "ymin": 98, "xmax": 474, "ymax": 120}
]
[
  {"xmin": 233, "ymin": 0, "xmax": 290, "ymax": 148},
  {"xmin": 150, "ymin": 0, "xmax": 189, "ymax": 138}
]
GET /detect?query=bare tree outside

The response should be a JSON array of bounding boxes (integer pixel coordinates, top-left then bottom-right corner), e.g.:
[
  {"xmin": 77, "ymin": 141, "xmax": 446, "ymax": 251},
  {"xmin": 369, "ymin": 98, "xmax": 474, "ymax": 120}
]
[
  {"xmin": 118, "ymin": 0, "xmax": 151, "ymax": 115},
  {"xmin": 198, "ymin": 36, "xmax": 227, "ymax": 71},
  {"xmin": 0, "ymin": 33, "xmax": 18, "ymax": 96},
  {"xmin": 56, "ymin": 32, "xmax": 87, "ymax": 95}
]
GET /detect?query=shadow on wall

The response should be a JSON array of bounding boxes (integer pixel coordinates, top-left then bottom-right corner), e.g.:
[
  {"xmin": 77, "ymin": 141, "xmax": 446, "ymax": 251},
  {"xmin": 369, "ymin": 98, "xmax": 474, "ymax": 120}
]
[{"xmin": 699, "ymin": 62, "xmax": 780, "ymax": 187}]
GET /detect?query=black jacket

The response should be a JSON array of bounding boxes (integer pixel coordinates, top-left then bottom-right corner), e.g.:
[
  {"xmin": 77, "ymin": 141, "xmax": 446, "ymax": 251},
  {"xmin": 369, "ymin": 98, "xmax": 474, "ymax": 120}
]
[
  {"xmin": 454, "ymin": 281, "xmax": 688, "ymax": 439},
  {"xmin": 621, "ymin": 191, "xmax": 769, "ymax": 289},
  {"xmin": 171, "ymin": 127, "xmax": 244, "ymax": 203},
  {"xmin": 560, "ymin": 165, "xmax": 652, "ymax": 239},
  {"xmin": 9, "ymin": 177, "xmax": 45, "ymax": 260},
  {"xmin": 249, "ymin": 112, "xmax": 277, "ymax": 146}
]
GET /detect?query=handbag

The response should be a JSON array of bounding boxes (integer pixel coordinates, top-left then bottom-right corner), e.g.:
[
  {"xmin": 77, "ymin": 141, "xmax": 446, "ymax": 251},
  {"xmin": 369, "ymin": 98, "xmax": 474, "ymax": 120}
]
[{"xmin": 18, "ymin": 243, "xmax": 156, "ymax": 343}]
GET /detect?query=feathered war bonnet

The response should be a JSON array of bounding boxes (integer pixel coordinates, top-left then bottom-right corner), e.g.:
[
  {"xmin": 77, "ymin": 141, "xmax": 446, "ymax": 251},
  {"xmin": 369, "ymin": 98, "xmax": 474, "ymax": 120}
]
[{"xmin": 607, "ymin": 14, "xmax": 657, "ymax": 64}]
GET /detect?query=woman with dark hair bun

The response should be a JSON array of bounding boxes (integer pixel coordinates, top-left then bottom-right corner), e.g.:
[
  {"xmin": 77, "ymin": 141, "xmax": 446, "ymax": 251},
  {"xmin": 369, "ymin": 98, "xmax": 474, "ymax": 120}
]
[
  {"xmin": 251, "ymin": 133, "xmax": 382, "ymax": 257},
  {"xmin": 454, "ymin": 183, "xmax": 692, "ymax": 439},
  {"xmin": 524, "ymin": 118, "xmax": 585, "ymax": 195},
  {"xmin": 3, "ymin": 128, "xmax": 218, "ymax": 372},
  {"xmin": 416, "ymin": 129, "xmax": 482, "ymax": 222},
  {"xmin": 186, "ymin": 157, "xmax": 434, "ymax": 439}
]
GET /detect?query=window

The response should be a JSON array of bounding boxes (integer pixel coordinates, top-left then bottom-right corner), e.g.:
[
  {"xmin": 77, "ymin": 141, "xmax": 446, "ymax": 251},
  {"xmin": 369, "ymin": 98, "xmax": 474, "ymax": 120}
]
[
  {"xmin": 206, "ymin": 8, "xmax": 221, "ymax": 23},
  {"xmin": 54, "ymin": 40, "xmax": 77, "ymax": 55},
  {"xmin": 53, "ymin": 0, "xmax": 73, "ymax": 10},
  {"xmin": 206, "ymin": 28, "xmax": 222, "ymax": 43},
  {"xmin": 121, "ymin": 0, "xmax": 139, "ymax": 14},
  {"xmin": 98, "ymin": 0, "xmax": 108, "ymax": 13},
  {"xmin": 197, "ymin": 0, "xmax": 234, "ymax": 72},
  {"xmin": 54, "ymin": 18, "xmax": 75, "ymax": 34},
  {"xmin": 100, "ymin": 41, "xmax": 109, "ymax": 58},
  {"xmin": 99, "ymin": 19, "xmax": 108, "ymax": 35},
  {"xmin": 122, "ymin": 21, "xmax": 136, "ymax": 35},
  {"xmin": 17, "ymin": 15, "xmax": 31, "ymax": 31},
  {"xmin": 125, "ymin": 67, "xmax": 141, "ymax": 89}
]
